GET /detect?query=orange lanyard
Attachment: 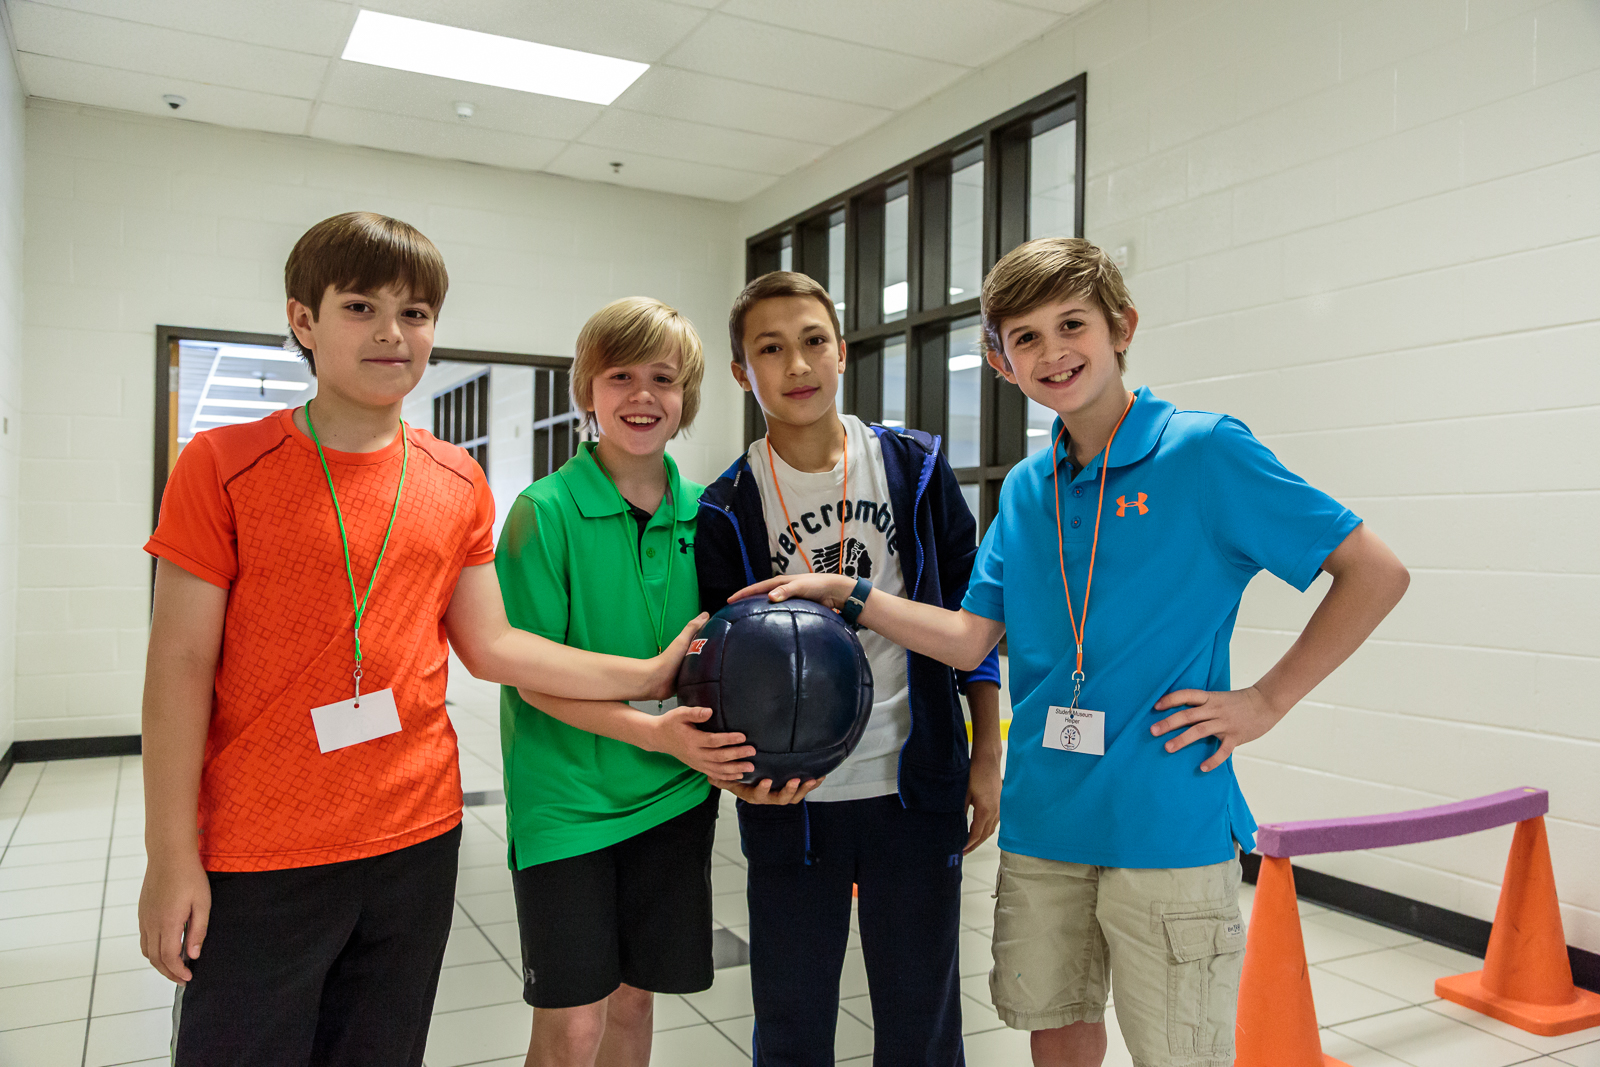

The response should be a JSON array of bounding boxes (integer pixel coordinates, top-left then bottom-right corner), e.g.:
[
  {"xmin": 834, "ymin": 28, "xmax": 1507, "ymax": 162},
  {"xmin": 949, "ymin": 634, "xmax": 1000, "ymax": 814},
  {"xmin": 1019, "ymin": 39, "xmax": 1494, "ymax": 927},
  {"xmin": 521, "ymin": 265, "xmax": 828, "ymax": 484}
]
[
  {"xmin": 1052, "ymin": 391, "xmax": 1135, "ymax": 706},
  {"xmin": 766, "ymin": 432, "xmax": 848, "ymax": 575}
]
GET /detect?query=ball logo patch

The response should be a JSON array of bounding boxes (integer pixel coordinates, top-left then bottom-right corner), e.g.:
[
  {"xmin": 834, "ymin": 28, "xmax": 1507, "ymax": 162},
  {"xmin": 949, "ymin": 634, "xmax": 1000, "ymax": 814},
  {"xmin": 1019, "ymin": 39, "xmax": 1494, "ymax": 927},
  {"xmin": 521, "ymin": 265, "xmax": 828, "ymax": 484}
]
[{"xmin": 688, "ymin": 638, "xmax": 707, "ymax": 656}]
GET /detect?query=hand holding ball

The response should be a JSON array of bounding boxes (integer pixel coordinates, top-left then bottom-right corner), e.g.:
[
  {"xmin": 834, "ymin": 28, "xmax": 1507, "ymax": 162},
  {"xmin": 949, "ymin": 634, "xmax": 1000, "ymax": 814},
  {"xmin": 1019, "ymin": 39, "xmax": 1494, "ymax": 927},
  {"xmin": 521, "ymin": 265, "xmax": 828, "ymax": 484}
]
[{"xmin": 676, "ymin": 598, "xmax": 873, "ymax": 786}]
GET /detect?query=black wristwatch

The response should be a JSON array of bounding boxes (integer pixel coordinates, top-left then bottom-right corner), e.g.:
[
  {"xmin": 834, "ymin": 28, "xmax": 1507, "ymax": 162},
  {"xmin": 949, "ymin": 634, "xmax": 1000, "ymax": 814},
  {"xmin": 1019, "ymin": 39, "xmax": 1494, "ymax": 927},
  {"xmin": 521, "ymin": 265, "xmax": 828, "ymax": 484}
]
[{"xmin": 841, "ymin": 577, "xmax": 873, "ymax": 630}]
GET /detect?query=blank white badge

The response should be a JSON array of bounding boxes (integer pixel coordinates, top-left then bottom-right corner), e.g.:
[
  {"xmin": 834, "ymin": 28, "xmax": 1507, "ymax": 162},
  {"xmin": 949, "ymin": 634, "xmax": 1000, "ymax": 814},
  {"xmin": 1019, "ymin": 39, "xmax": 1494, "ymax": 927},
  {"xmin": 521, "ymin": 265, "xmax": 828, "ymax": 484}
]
[
  {"xmin": 311, "ymin": 688, "xmax": 402, "ymax": 754},
  {"xmin": 1043, "ymin": 705, "xmax": 1105, "ymax": 756}
]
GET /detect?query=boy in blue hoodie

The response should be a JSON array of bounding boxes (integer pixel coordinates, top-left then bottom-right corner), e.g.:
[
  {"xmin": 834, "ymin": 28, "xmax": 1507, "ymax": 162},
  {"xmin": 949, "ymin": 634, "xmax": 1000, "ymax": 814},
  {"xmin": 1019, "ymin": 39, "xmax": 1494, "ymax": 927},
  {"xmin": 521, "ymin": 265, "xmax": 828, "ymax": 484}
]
[{"xmin": 696, "ymin": 271, "xmax": 1003, "ymax": 1065}]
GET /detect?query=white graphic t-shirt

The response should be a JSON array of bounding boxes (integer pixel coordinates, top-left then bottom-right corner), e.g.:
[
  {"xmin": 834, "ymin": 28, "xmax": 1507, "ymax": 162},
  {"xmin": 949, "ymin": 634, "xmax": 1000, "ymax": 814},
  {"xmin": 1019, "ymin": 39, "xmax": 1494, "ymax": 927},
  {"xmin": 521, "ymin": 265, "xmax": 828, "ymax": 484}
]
[{"xmin": 746, "ymin": 415, "xmax": 911, "ymax": 803}]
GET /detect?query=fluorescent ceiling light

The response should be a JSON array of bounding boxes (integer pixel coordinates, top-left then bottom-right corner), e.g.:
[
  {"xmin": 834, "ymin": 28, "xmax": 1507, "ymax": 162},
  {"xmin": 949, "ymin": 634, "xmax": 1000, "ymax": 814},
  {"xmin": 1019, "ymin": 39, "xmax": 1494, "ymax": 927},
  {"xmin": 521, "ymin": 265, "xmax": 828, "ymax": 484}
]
[
  {"xmin": 882, "ymin": 281, "xmax": 908, "ymax": 317},
  {"xmin": 200, "ymin": 399, "xmax": 288, "ymax": 411},
  {"xmin": 194, "ymin": 414, "xmax": 259, "ymax": 425},
  {"xmin": 219, "ymin": 346, "xmax": 303, "ymax": 363},
  {"xmin": 211, "ymin": 377, "xmax": 310, "ymax": 391},
  {"xmin": 948, "ymin": 354, "xmax": 983, "ymax": 372},
  {"xmin": 1026, "ymin": 427, "xmax": 1048, "ymax": 437},
  {"xmin": 342, "ymin": 9, "xmax": 648, "ymax": 106}
]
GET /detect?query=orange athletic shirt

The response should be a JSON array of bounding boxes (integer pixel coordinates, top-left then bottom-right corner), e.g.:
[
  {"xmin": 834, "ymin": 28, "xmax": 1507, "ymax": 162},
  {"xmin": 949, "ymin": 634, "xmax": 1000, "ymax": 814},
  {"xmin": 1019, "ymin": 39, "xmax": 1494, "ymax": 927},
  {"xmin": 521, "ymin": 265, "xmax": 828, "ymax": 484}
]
[{"xmin": 146, "ymin": 407, "xmax": 494, "ymax": 872}]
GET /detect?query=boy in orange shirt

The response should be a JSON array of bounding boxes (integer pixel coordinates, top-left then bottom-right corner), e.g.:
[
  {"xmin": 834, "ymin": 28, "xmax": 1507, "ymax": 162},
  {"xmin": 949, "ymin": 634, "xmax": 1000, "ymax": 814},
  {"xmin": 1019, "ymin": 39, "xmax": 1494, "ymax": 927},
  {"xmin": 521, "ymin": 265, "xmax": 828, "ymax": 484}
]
[{"xmin": 140, "ymin": 212, "xmax": 697, "ymax": 1066}]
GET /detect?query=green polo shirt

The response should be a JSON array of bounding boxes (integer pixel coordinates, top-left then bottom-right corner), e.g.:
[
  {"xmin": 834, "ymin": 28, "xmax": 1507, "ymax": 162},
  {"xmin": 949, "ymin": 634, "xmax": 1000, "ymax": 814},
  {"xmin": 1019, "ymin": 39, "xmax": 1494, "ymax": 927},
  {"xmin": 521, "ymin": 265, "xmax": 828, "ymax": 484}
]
[{"xmin": 496, "ymin": 443, "xmax": 709, "ymax": 868}]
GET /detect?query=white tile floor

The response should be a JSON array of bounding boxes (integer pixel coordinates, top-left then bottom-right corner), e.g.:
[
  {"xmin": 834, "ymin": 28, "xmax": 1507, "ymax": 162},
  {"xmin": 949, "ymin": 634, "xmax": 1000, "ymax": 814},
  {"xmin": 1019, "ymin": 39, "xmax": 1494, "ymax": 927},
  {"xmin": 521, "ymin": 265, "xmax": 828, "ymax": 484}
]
[{"xmin": 0, "ymin": 665, "xmax": 1596, "ymax": 1066}]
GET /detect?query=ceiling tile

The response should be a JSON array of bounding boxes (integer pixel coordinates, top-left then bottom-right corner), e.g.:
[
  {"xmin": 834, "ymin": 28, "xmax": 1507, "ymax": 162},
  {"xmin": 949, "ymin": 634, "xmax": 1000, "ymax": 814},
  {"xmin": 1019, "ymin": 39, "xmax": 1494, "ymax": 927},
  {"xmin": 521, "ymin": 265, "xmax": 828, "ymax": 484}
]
[
  {"xmin": 578, "ymin": 109, "xmax": 825, "ymax": 175},
  {"xmin": 10, "ymin": 1, "xmax": 331, "ymax": 98},
  {"xmin": 364, "ymin": 0, "xmax": 710, "ymax": 64},
  {"xmin": 310, "ymin": 103, "xmax": 570, "ymax": 173},
  {"xmin": 610, "ymin": 66, "xmax": 890, "ymax": 146},
  {"xmin": 321, "ymin": 62, "xmax": 604, "ymax": 141},
  {"xmin": 19, "ymin": 0, "xmax": 355, "ymax": 56},
  {"xmin": 18, "ymin": 53, "xmax": 314, "ymax": 135},
  {"xmin": 660, "ymin": 13, "xmax": 967, "ymax": 110},
  {"xmin": 543, "ymin": 143, "xmax": 776, "ymax": 202},
  {"xmin": 718, "ymin": 0, "xmax": 1061, "ymax": 66}
]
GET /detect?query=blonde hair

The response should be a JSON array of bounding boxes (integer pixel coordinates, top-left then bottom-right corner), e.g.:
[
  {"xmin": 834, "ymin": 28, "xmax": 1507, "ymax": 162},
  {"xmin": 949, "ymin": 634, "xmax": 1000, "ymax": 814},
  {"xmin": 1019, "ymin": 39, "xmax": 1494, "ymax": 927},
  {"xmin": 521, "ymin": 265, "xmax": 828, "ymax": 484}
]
[
  {"xmin": 572, "ymin": 297, "xmax": 706, "ymax": 432},
  {"xmin": 285, "ymin": 212, "xmax": 448, "ymax": 373},
  {"xmin": 981, "ymin": 238, "xmax": 1134, "ymax": 372},
  {"xmin": 728, "ymin": 271, "xmax": 843, "ymax": 363}
]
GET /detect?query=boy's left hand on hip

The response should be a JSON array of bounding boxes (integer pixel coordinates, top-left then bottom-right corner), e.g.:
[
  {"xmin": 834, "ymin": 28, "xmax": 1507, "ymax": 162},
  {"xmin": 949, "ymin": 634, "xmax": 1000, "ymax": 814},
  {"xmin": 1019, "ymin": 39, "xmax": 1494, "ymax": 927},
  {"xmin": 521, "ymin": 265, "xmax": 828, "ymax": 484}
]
[{"xmin": 1150, "ymin": 685, "xmax": 1282, "ymax": 773}]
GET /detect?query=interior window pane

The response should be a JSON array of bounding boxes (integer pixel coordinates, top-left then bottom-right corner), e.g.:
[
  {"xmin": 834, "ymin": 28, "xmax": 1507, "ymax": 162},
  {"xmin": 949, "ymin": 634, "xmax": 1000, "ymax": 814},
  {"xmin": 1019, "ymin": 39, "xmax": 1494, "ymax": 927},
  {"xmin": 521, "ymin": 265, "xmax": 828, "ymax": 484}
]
[
  {"xmin": 949, "ymin": 150, "xmax": 983, "ymax": 303},
  {"xmin": 882, "ymin": 336, "xmax": 907, "ymax": 427},
  {"xmin": 883, "ymin": 181, "xmax": 909, "ymax": 322},
  {"xmin": 947, "ymin": 317, "xmax": 983, "ymax": 468},
  {"xmin": 828, "ymin": 208, "xmax": 846, "ymax": 316},
  {"xmin": 1029, "ymin": 116, "xmax": 1077, "ymax": 240},
  {"xmin": 779, "ymin": 231, "xmax": 793, "ymax": 272},
  {"xmin": 1028, "ymin": 397, "xmax": 1057, "ymax": 455},
  {"xmin": 960, "ymin": 482, "xmax": 981, "ymax": 523}
]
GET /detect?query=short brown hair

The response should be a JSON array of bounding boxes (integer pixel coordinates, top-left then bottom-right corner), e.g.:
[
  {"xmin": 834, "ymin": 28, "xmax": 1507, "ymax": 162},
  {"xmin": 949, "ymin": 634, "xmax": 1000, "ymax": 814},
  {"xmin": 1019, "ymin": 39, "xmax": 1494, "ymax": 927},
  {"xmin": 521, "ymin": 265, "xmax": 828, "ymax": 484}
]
[
  {"xmin": 284, "ymin": 212, "xmax": 449, "ymax": 372},
  {"xmin": 981, "ymin": 238, "xmax": 1134, "ymax": 372},
  {"xmin": 572, "ymin": 297, "xmax": 706, "ymax": 432},
  {"xmin": 728, "ymin": 271, "xmax": 843, "ymax": 363}
]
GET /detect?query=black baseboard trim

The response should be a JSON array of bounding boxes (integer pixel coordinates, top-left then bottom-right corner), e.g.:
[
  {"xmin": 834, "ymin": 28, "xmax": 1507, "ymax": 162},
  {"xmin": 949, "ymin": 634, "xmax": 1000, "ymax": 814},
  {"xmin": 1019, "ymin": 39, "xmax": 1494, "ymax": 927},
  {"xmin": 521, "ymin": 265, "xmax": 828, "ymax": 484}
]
[
  {"xmin": 1240, "ymin": 852, "xmax": 1600, "ymax": 994},
  {"xmin": 7, "ymin": 735, "xmax": 143, "ymax": 764},
  {"xmin": 0, "ymin": 744, "xmax": 13, "ymax": 790}
]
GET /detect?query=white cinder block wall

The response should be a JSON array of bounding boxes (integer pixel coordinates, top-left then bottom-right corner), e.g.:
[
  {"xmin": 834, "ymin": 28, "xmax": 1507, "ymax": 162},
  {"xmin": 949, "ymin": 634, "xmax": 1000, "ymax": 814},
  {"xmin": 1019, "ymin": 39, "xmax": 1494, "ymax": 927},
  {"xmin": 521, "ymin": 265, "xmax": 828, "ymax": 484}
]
[
  {"xmin": 19, "ymin": 100, "xmax": 744, "ymax": 744},
  {"xmin": 0, "ymin": 22, "xmax": 24, "ymax": 758},
  {"xmin": 738, "ymin": 0, "xmax": 1600, "ymax": 952}
]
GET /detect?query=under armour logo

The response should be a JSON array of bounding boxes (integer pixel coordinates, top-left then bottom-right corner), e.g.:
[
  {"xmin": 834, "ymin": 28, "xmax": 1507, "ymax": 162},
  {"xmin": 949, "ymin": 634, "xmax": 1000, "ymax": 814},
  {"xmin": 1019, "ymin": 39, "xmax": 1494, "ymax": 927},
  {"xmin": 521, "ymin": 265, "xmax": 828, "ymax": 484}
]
[
  {"xmin": 678, "ymin": 537, "xmax": 694, "ymax": 554},
  {"xmin": 1116, "ymin": 493, "xmax": 1148, "ymax": 516}
]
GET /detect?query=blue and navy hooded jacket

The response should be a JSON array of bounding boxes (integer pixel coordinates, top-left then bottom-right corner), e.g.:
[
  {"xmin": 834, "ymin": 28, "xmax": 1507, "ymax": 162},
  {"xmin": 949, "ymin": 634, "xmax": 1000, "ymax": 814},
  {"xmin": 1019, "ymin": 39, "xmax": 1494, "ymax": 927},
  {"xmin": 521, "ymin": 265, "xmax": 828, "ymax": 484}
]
[{"xmin": 696, "ymin": 424, "xmax": 1003, "ymax": 814}]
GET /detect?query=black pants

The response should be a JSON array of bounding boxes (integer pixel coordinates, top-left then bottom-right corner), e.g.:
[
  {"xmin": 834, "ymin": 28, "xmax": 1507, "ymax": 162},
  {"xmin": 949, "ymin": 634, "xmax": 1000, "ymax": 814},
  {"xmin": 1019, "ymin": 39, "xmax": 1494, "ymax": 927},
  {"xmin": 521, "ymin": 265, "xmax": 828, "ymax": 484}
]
[
  {"xmin": 173, "ymin": 823, "xmax": 461, "ymax": 1067},
  {"xmin": 739, "ymin": 795, "xmax": 967, "ymax": 1067}
]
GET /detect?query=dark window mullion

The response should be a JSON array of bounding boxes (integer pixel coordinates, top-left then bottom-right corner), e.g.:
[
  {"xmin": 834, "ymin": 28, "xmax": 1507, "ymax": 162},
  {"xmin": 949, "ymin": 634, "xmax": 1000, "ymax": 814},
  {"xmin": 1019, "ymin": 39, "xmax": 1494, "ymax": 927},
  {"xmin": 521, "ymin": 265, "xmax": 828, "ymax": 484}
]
[
  {"xmin": 917, "ymin": 161, "xmax": 950, "ymax": 313},
  {"xmin": 914, "ymin": 327, "xmax": 948, "ymax": 441}
]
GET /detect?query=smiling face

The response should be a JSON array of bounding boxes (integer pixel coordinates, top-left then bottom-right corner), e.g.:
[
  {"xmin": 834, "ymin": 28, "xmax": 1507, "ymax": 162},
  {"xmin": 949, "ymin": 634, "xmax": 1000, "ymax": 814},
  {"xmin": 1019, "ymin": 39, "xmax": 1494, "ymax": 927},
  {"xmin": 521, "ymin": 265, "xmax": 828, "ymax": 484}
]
[
  {"xmin": 588, "ymin": 347, "xmax": 685, "ymax": 460},
  {"xmin": 287, "ymin": 284, "xmax": 435, "ymax": 407},
  {"xmin": 988, "ymin": 294, "xmax": 1137, "ymax": 421},
  {"xmin": 731, "ymin": 295, "xmax": 847, "ymax": 431}
]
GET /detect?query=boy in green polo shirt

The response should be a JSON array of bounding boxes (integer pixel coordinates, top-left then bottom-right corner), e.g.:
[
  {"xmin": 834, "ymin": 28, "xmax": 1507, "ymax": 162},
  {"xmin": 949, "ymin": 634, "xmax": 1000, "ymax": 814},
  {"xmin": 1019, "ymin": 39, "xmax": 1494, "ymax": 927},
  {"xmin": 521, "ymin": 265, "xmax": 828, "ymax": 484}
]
[{"xmin": 495, "ymin": 297, "xmax": 754, "ymax": 1067}]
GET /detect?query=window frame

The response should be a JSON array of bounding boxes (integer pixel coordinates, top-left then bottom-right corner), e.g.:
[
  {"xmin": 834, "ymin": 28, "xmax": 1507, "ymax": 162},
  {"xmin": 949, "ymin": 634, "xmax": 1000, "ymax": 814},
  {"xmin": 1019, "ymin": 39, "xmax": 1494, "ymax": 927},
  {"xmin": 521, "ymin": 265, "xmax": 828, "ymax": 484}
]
[{"xmin": 742, "ymin": 74, "xmax": 1087, "ymax": 530}]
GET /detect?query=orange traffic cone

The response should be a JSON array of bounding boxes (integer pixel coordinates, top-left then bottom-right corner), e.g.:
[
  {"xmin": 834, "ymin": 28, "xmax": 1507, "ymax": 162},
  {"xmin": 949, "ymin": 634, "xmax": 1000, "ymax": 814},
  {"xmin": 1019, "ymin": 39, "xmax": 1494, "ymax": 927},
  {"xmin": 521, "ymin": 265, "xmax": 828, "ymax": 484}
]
[
  {"xmin": 1235, "ymin": 857, "xmax": 1349, "ymax": 1067},
  {"xmin": 1435, "ymin": 816, "xmax": 1600, "ymax": 1036}
]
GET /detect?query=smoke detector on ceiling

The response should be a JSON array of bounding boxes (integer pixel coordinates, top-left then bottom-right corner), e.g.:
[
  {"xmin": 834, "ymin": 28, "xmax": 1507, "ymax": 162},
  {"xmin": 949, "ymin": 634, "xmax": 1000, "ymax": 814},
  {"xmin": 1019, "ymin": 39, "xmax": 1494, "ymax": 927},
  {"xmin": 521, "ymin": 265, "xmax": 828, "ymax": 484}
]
[
  {"xmin": 162, "ymin": 94, "xmax": 186, "ymax": 110},
  {"xmin": 454, "ymin": 101, "xmax": 475, "ymax": 119}
]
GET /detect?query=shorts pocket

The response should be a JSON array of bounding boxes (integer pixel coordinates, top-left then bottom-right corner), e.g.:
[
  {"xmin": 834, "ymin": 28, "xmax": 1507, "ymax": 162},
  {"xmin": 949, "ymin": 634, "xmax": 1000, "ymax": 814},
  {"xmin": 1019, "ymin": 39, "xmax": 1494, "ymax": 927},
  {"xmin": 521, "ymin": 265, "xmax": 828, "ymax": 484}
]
[{"xmin": 1161, "ymin": 906, "xmax": 1246, "ymax": 1058}]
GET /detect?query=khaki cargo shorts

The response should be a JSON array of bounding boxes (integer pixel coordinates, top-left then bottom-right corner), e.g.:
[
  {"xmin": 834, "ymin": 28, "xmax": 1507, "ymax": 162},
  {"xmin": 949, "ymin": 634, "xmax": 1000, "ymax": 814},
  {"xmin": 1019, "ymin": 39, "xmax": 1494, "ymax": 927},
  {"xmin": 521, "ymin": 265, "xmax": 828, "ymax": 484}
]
[{"xmin": 988, "ymin": 850, "xmax": 1245, "ymax": 1067}]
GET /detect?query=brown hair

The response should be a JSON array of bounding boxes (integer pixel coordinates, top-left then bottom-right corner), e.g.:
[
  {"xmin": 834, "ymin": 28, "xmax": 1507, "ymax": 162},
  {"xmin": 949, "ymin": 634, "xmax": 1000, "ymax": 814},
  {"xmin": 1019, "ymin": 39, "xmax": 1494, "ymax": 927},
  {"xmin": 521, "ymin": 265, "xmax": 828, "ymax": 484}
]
[
  {"xmin": 727, "ymin": 271, "xmax": 843, "ymax": 363},
  {"xmin": 572, "ymin": 297, "xmax": 707, "ymax": 432},
  {"xmin": 284, "ymin": 212, "xmax": 449, "ymax": 372},
  {"xmin": 981, "ymin": 238, "xmax": 1134, "ymax": 372}
]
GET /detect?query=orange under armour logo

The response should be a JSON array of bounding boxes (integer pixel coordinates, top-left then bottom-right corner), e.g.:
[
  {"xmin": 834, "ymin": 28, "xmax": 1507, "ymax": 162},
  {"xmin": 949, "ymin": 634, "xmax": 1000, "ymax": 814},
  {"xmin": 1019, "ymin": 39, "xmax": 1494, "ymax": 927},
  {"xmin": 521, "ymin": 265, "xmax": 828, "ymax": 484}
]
[{"xmin": 1116, "ymin": 493, "xmax": 1148, "ymax": 516}]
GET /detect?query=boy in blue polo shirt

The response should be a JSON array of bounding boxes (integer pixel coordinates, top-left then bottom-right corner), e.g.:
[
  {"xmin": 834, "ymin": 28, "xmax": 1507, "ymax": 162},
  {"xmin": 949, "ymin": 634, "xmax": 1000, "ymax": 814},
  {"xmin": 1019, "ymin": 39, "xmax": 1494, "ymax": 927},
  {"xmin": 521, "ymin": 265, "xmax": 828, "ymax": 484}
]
[{"xmin": 732, "ymin": 237, "xmax": 1409, "ymax": 1067}]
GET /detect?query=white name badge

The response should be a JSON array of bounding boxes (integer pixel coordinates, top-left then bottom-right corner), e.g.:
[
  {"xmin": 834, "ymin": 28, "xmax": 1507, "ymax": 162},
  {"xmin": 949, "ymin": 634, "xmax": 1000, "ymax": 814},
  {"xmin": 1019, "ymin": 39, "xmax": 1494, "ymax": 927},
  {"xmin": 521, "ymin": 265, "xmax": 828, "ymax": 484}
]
[
  {"xmin": 629, "ymin": 696, "xmax": 681, "ymax": 716},
  {"xmin": 1043, "ymin": 705, "xmax": 1105, "ymax": 756},
  {"xmin": 311, "ymin": 688, "xmax": 402, "ymax": 754}
]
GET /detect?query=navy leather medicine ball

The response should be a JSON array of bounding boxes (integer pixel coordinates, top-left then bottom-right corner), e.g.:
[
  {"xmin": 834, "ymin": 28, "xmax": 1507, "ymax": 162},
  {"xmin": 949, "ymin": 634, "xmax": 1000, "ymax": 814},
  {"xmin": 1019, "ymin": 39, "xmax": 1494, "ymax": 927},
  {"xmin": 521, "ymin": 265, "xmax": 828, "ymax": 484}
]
[{"xmin": 677, "ymin": 597, "xmax": 873, "ymax": 785}]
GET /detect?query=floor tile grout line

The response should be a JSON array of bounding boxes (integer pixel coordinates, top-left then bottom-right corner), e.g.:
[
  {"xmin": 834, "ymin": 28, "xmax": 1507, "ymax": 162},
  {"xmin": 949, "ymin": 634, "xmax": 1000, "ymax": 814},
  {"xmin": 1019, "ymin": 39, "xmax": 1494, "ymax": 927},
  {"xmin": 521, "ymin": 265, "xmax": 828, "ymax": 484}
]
[
  {"xmin": 81, "ymin": 758, "xmax": 126, "ymax": 1067},
  {"xmin": 0, "ymin": 764, "xmax": 48, "ymax": 867}
]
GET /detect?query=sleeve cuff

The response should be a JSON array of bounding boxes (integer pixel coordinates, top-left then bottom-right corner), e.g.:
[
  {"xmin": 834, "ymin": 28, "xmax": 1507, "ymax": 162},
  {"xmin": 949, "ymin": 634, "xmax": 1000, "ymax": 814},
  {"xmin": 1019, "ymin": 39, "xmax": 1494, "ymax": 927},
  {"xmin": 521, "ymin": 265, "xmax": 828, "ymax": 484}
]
[
  {"xmin": 1287, "ymin": 510, "xmax": 1362, "ymax": 592},
  {"xmin": 144, "ymin": 539, "xmax": 232, "ymax": 590},
  {"xmin": 956, "ymin": 645, "xmax": 1002, "ymax": 692},
  {"xmin": 961, "ymin": 586, "xmax": 1004, "ymax": 623}
]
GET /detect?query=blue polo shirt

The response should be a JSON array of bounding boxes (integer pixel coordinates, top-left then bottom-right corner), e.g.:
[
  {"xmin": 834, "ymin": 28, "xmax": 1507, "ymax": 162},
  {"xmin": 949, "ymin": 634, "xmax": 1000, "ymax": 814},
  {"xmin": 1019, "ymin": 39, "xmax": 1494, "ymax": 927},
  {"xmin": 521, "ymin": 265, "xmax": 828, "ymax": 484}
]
[{"xmin": 963, "ymin": 387, "xmax": 1360, "ymax": 869}]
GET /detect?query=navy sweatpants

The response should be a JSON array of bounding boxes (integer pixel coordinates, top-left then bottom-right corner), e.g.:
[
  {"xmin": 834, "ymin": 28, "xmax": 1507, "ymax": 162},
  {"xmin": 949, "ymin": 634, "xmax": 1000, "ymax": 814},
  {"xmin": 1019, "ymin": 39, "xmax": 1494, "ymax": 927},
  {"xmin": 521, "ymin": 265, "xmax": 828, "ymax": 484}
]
[{"xmin": 738, "ymin": 794, "xmax": 967, "ymax": 1067}]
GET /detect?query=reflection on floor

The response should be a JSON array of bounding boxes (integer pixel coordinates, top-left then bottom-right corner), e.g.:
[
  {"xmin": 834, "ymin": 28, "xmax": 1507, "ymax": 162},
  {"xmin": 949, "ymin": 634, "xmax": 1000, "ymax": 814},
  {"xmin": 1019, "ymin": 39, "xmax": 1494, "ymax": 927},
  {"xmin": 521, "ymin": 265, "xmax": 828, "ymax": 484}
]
[{"xmin": 1, "ymin": 664, "xmax": 1596, "ymax": 1065}]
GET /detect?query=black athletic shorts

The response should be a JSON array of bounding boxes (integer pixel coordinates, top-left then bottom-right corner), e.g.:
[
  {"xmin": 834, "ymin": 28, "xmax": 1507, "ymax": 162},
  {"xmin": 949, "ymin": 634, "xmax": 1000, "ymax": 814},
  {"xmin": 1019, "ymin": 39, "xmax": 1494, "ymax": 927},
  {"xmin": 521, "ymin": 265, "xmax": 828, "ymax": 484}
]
[
  {"xmin": 511, "ymin": 789, "xmax": 718, "ymax": 1008},
  {"xmin": 173, "ymin": 823, "xmax": 461, "ymax": 1067}
]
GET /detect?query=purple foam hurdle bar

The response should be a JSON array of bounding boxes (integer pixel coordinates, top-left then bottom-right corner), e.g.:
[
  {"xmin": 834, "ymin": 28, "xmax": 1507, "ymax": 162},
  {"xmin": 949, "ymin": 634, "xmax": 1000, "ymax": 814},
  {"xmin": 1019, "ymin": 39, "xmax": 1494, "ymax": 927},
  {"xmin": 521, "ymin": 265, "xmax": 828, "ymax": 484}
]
[{"xmin": 1254, "ymin": 787, "xmax": 1548, "ymax": 858}]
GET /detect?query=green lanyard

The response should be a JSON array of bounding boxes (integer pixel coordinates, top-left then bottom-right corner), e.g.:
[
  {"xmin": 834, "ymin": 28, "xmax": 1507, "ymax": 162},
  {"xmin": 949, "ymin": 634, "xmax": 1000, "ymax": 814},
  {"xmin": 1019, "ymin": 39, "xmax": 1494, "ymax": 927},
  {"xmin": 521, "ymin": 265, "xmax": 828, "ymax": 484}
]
[
  {"xmin": 596, "ymin": 456, "xmax": 677, "ymax": 655},
  {"xmin": 304, "ymin": 400, "xmax": 408, "ymax": 698}
]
